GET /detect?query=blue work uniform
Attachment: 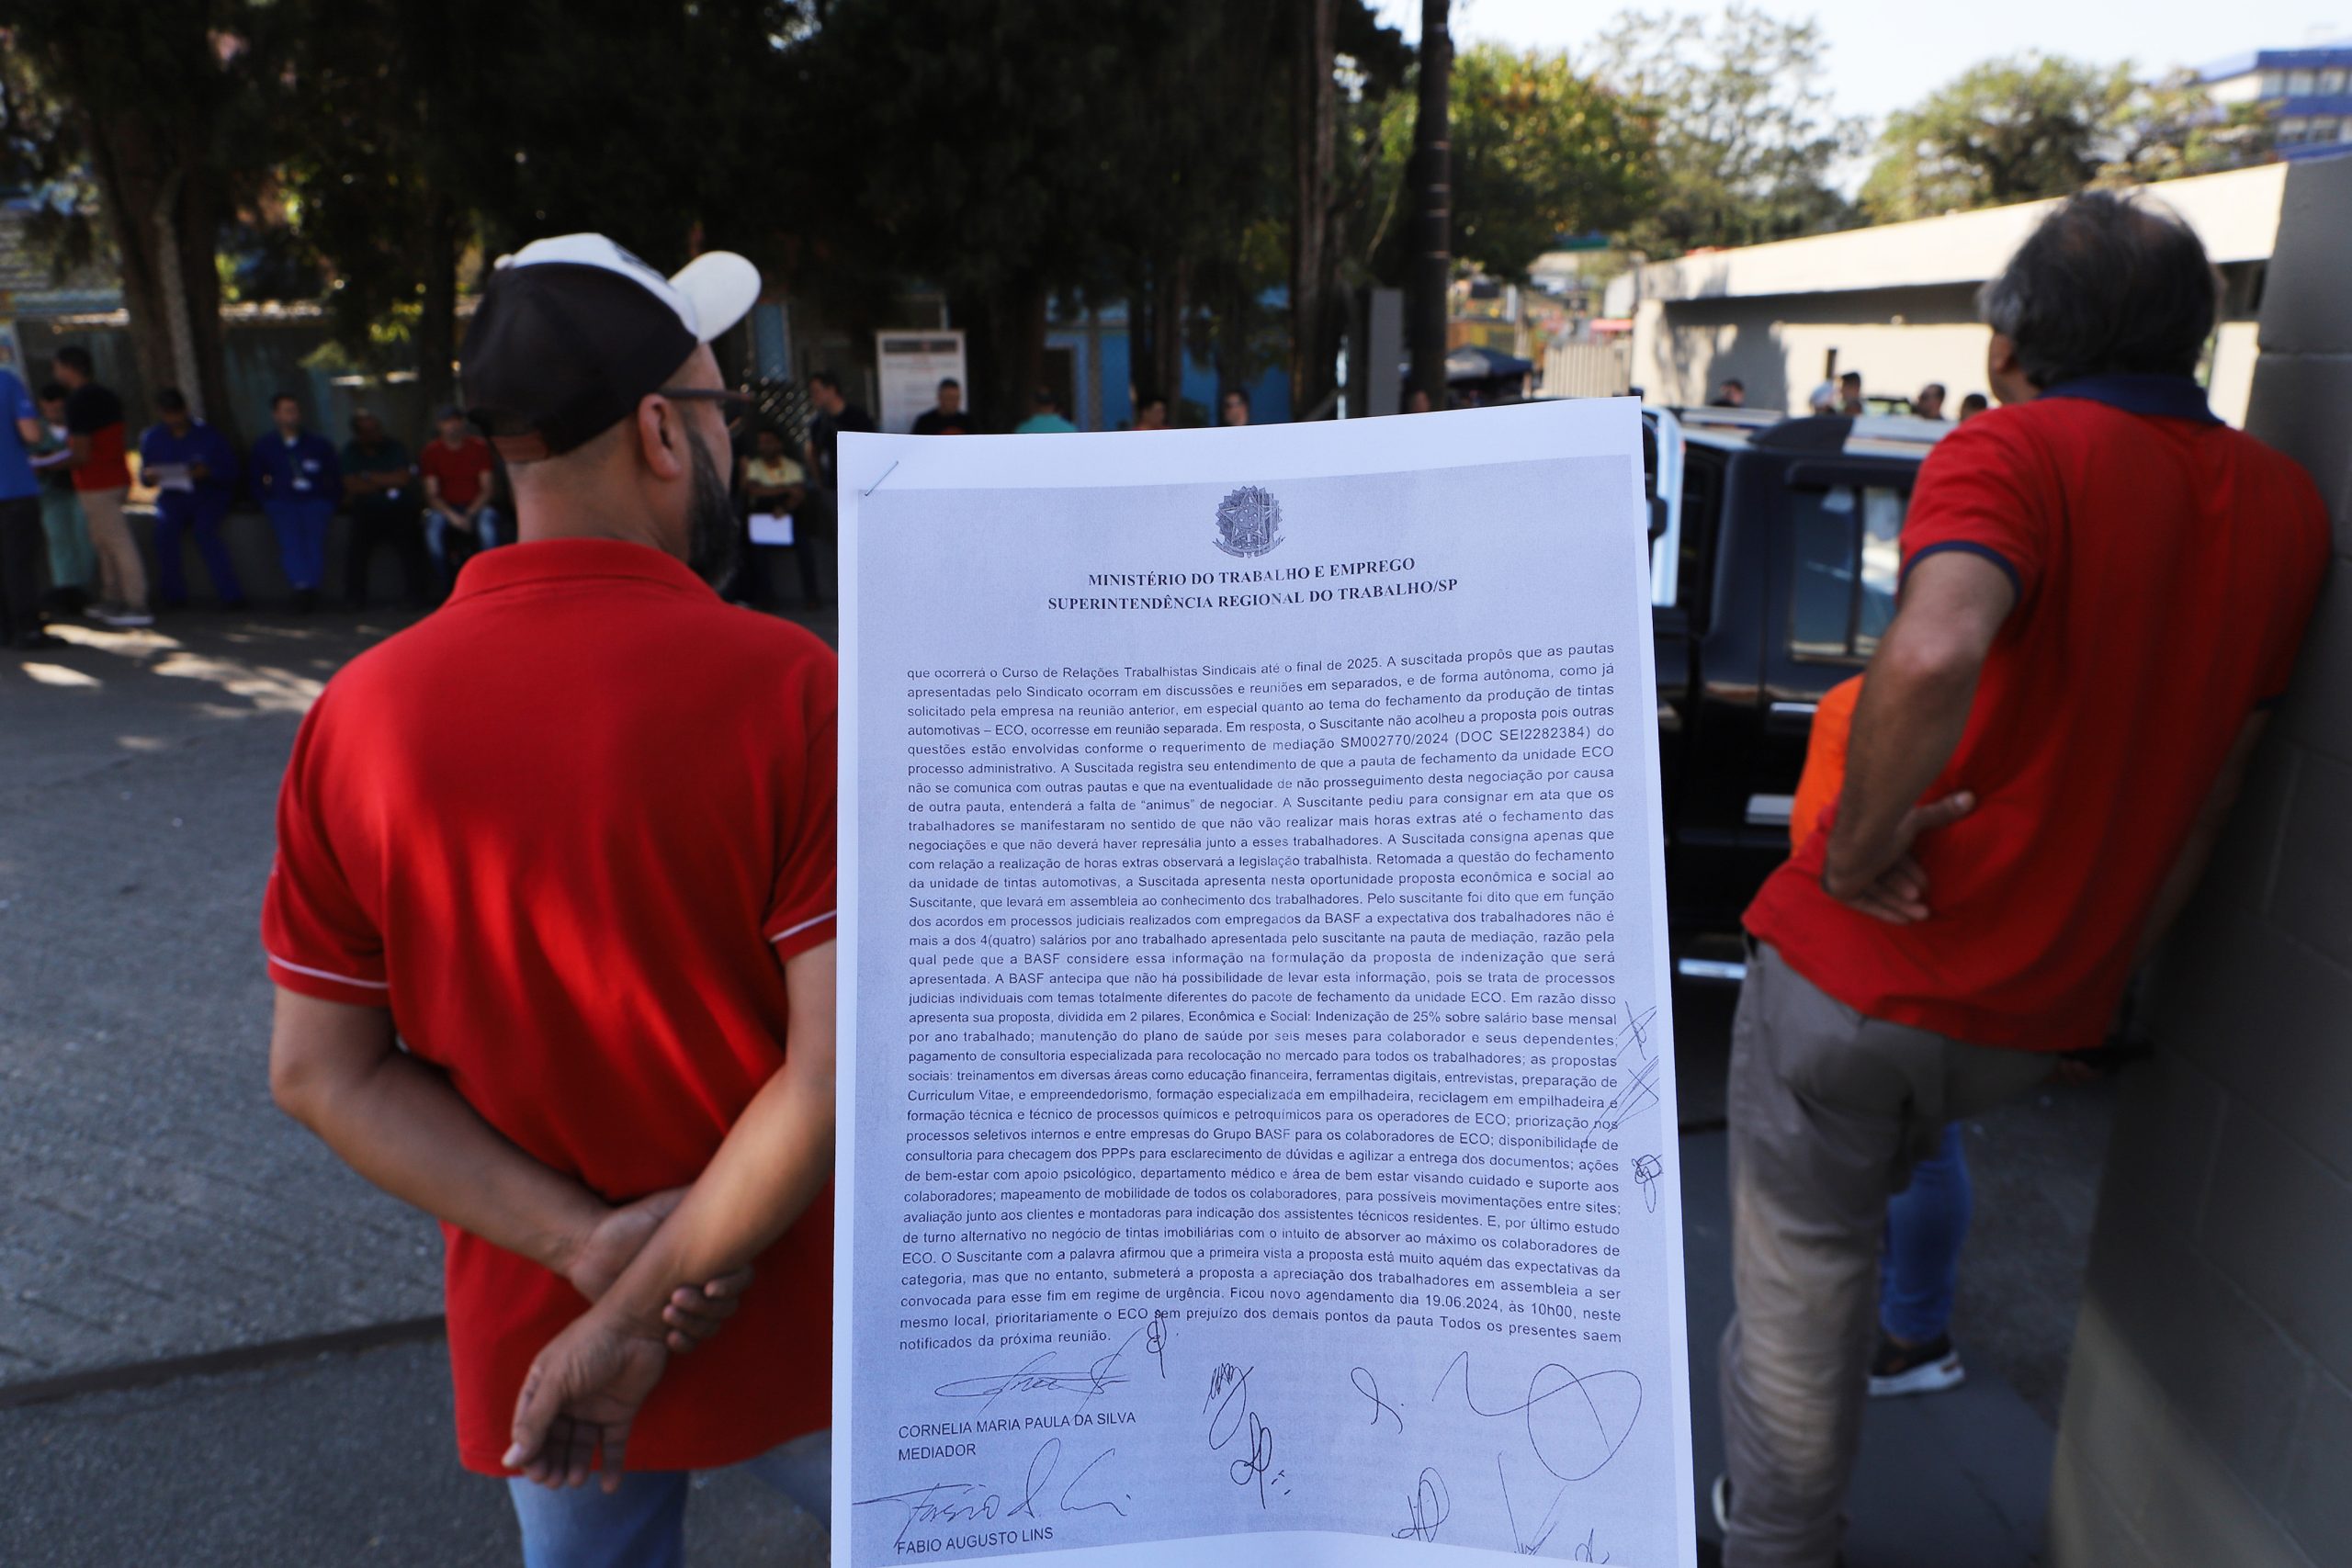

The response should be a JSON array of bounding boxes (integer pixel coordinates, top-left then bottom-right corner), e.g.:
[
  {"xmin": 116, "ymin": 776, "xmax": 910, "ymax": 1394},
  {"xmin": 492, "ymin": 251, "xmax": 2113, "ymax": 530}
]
[
  {"xmin": 250, "ymin": 428, "xmax": 343, "ymax": 592},
  {"xmin": 139, "ymin": 419, "xmax": 246, "ymax": 607}
]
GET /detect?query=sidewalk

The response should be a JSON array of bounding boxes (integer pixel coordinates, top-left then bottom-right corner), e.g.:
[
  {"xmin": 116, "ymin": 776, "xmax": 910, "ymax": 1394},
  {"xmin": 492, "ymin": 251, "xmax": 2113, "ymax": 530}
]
[{"xmin": 0, "ymin": 606, "xmax": 2098, "ymax": 1565}]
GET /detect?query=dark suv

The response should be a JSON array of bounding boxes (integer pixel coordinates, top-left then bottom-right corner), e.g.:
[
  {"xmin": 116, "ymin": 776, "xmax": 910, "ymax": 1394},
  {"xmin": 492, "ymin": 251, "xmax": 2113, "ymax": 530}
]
[{"xmin": 1642, "ymin": 406, "xmax": 1954, "ymax": 939}]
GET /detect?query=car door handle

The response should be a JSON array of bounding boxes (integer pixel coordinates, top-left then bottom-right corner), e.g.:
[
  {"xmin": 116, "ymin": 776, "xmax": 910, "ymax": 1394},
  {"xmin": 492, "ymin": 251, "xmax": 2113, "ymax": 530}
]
[{"xmin": 1765, "ymin": 701, "xmax": 1817, "ymax": 735}]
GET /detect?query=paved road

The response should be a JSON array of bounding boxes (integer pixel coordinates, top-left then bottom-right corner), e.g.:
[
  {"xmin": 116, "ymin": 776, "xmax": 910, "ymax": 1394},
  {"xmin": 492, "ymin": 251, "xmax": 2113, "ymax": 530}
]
[
  {"xmin": 0, "ymin": 603, "xmax": 2101, "ymax": 1562},
  {"xmin": 1, "ymin": 614, "xmax": 446, "ymax": 1390}
]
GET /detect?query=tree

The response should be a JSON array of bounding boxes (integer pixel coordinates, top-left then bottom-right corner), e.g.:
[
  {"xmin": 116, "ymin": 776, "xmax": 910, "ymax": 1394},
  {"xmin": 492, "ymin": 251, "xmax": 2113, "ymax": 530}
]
[
  {"xmin": 1372, "ymin": 44, "xmax": 1652, "ymax": 284},
  {"xmin": 2103, "ymin": 69, "xmax": 2277, "ymax": 186},
  {"xmin": 2, "ymin": 1, "xmax": 277, "ymax": 433},
  {"xmin": 1595, "ymin": 6, "xmax": 1860, "ymax": 255},
  {"xmin": 1861, "ymin": 55, "xmax": 2276, "ymax": 223},
  {"xmin": 1860, "ymin": 55, "xmax": 2124, "ymax": 220}
]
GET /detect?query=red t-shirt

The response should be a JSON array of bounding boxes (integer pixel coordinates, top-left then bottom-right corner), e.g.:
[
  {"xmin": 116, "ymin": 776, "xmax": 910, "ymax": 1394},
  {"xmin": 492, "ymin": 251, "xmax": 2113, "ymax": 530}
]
[
  {"xmin": 1745, "ymin": 389, "xmax": 2329, "ymax": 1053},
  {"xmin": 64, "ymin": 382, "xmax": 131, "ymax": 491},
  {"xmin": 420, "ymin": 434, "xmax": 494, "ymax": 509},
  {"xmin": 261, "ymin": 538, "xmax": 837, "ymax": 1472}
]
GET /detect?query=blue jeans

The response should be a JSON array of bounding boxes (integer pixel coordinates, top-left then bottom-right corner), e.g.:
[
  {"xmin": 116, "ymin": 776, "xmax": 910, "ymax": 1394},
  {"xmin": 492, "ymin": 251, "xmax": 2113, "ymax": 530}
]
[
  {"xmin": 427, "ymin": 508, "xmax": 502, "ymax": 588},
  {"xmin": 1880, "ymin": 1122, "xmax": 1972, "ymax": 1343},
  {"xmin": 153, "ymin": 490, "xmax": 245, "ymax": 605},
  {"xmin": 506, "ymin": 1427, "xmax": 829, "ymax": 1568},
  {"xmin": 264, "ymin": 496, "xmax": 336, "ymax": 592}
]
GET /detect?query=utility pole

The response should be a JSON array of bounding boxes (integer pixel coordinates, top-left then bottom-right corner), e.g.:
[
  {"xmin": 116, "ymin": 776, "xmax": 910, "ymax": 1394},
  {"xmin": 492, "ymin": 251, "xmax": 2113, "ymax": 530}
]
[
  {"xmin": 1288, "ymin": 0, "xmax": 1338, "ymax": 419},
  {"xmin": 1408, "ymin": 0, "xmax": 1452, "ymax": 408}
]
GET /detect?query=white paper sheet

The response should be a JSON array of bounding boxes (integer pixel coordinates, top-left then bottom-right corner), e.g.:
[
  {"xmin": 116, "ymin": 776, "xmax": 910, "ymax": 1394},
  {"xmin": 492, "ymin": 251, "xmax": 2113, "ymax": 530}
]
[
  {"xmin": 751, "ymin": 511, "xmax": 797, "ymax": 547},
  {"xmin": 836, "ymin": 400, "xmax": 1695, "ymax": 1568}
]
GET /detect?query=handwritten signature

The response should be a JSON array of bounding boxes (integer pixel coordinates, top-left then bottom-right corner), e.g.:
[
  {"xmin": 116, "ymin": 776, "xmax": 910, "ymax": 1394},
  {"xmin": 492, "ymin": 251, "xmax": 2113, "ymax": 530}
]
[
  {"xmin": 1205, "ymin": 1362, "xmax": 1288, "ymax": 1506},
  {"xmin": 855, "ymin": 1438, "xmax": 1125, "ymax": 1551},
  {"xmin": 1391, "ymin": 1466, "xmax": 1451, "ymax": 1542},
  {"xmin": 932, "ymin": 1350, "xmax": 1126, "ymax": 1411},
  {"xmin": 1351, "ymin": 1366, "xmax": 1404, "ymax": 1434},
  {"xmin": 1431, "ymin": 1352, "xmax": 1643, "ymax": 1483}
]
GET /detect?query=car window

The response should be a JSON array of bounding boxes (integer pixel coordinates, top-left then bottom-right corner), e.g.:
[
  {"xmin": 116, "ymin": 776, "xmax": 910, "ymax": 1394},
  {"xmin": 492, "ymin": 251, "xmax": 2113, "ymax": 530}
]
[{"xmin": 1789, "ymin": 483, "xmax": 1910, "ymax": 661}]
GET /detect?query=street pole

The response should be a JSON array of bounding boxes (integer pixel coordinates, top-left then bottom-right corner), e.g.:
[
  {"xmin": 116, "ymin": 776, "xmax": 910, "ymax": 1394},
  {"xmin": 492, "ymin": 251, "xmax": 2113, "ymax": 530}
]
[{"xmin": 1408, "ymin": 0, "xmax": 1451, "ymax": 409}]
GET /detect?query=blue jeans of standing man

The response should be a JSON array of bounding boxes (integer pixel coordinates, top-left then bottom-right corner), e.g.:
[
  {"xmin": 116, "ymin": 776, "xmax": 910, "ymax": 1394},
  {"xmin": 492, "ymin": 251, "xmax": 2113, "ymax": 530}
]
[
  {"xmin": 505, "ymin": 1427, "xmax": 830, "ymax": 1568},
  {"xmin": 154, "ymin": 489, "xmax": 246, "ymax": 606},
  {"xmin": 1881, "ymin": 1123, "xmax": 1970, "ymax": 1343},
  {"xmin": 265, "ymin": 496, "xmax": 336, "ymax": 592}
]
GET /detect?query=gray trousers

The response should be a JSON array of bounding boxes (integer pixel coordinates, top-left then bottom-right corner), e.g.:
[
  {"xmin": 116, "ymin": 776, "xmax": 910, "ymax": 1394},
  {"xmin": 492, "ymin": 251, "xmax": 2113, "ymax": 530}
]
[{"xmin": 1720, "ymin": 942, "xmax": 2051, "ymax": 1568}]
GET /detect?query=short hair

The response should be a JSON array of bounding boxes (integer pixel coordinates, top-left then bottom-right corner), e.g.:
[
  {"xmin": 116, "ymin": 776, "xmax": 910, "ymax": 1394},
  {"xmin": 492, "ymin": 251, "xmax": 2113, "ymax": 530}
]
[
  {"xmin": 350, "ymin": 407, "xmax": 379, "ymax": 429},
  {"xmin": 938, "ymin": 377, "xmax": 961, "ymax": 392},
  {"xmin": 54, "ymin": 344, "xmax": 94, "ymax": 375},
  {"xmin": 1136, "ymin": 392, "xmax": 1168, "ymax": 411},
  {"xmin": 1979, "ymin": 190, "xmax": 2218, "ymax": 388},
  {"xmin": 437, "ymin": 404, "xmax": 467, "ymax": 423},
  {"xmin": 154, "ymin": 387, "xmax": 188, "ymax": 413},
  {"xmin": 808, "ymin": 370, "xmax": 842, "ymax": 393},
  {"xmin": 1918, "ymin": 382, "xmax": 1946, "ymax": 400},
  {"xmin": 38, "ymin": 381, "xmax": 67, "ymax": 402},
  {"xmin": 1719, "ymin": 378, "xmax": 1744, "ymax": 392},
  {"xmin": 1034, "ymin": 385, "xmax": 1060, "ymax": 409},
  {"xmin": 1222, "ymin": 387, "xmax": 1250, "ymax": 406},
  {"xmin": 1961, "ymin": 391, "xmax": 1990, "ymax": 413},
  {"xmin": 1838, "ymin": 370, "xmax": 1860, "ymax": 388},
  {"xmin": 271, "ymin": 390, "xmax": 300, "ymax": 410}
]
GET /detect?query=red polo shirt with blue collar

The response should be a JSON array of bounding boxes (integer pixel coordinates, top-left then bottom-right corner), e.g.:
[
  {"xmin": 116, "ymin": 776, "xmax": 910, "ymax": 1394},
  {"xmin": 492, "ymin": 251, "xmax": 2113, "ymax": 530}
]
[
  {"xmin": 263, "ymin": 537, "xmax": 836, "ymax": 1472},
  {"xmin": 1746, "ymin": 375, "xmax": 2330, "ymax": 1053}
]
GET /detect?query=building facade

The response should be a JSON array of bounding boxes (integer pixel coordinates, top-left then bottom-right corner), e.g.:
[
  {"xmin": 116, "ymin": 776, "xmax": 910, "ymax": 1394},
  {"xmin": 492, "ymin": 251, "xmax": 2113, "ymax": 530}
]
[
  {"xmin": 1611, "ymin": 162, "xmax": 2300, "ymax": 424},
  {"xmin": 2205, "ymin": 40, "xmax": 2352, "ymax": 161}
]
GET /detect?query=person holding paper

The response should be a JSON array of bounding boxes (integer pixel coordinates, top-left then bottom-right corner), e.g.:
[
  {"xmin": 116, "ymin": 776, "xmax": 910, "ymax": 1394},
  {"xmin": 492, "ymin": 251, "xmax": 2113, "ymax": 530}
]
[
  {"xmin": 263, "ymin": 233, "xmax": 838, "ymax": 1567},
  {"xmin": 739, "ymin": 423, "xmax": 817, "ymax": 607},
  {"xmin": 138, "ymin": 387, "xmax": 249, "ymax": 613}
]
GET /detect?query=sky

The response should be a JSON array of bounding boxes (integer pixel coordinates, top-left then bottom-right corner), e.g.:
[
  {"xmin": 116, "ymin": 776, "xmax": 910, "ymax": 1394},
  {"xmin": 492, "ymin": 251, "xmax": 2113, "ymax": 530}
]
[{"xmin": 1374, "ymin": 0, "xmax": 2346, "ymax": 123}]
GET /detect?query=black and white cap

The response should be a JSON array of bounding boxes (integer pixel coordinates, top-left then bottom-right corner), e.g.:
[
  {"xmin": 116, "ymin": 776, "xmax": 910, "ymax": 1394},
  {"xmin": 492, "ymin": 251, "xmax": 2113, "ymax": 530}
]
[{"xmin": 459, "ymin": 233, "xmax": 760, "ymax": 459}]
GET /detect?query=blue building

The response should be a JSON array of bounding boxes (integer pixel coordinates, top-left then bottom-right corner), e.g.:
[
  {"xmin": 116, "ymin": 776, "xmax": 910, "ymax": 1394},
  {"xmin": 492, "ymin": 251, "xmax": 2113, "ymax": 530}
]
[{"xmin": 2201, "ymin": 39, "xmax": 2352, "ymax": 159}]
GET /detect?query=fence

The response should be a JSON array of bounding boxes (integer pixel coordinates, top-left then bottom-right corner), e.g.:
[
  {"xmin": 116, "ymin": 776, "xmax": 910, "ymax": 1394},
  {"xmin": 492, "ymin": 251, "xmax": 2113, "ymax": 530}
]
[{"xmin": 1541, "ymin": 339, "xmax": 1632, "ymax": 400}]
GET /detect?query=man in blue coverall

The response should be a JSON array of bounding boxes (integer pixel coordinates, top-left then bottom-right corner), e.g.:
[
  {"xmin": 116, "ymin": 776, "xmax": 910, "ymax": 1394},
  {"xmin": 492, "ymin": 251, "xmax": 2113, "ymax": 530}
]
[
  {"xmin": 250, "ymin": 391, "xmax": 342, "ymax": 611},
  {"xmin": 138, "ymin": 387, "xmax": 248, "ymax": 612}
]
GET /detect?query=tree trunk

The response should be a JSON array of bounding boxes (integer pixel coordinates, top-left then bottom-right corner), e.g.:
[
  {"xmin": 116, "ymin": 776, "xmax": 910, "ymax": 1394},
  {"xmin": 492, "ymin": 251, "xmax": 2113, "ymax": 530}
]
[
  {"xmin": 417, "ymin": 193, "xmax": 461, "ymax": 422},
  {"xmin": 1154, "ymin": 259, "xmax": 1186, "ymax": 416},
  {"xmin": 1289, "ymin": 0, "xmax": 1339, "ymax": 418},
  {"xmin": 961, "ymin": 277, "xmax": 1049, "ymax": 433},
  {"xmin": 1408, "ymin": 0, "xmax": 1453, "ymax": 406},
  {"xmin": 1128, "ymin": 269, "xmax": 1157, "ymax": 411},
  {"xmin": 42, "ymin": 16, "xmax": 234, "ymax": 438}
]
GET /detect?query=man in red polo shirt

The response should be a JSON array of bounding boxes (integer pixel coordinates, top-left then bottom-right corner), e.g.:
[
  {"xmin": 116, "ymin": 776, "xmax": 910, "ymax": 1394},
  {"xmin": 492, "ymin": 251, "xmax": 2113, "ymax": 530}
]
[
  {"xmin": 1713, "ymin": 193, "xmax": 2330, "ymax": 1567},
  {"xmin": 264, "ymin": 233, "xmax": 835, "ymax": 1565}
]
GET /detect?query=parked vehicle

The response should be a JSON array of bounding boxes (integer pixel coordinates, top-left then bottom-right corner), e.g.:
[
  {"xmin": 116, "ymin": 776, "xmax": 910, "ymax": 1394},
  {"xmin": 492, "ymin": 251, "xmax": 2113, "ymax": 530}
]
[{"xmin": 1640, "ymin": 406, "xmax": 1954, "ymax": 938}]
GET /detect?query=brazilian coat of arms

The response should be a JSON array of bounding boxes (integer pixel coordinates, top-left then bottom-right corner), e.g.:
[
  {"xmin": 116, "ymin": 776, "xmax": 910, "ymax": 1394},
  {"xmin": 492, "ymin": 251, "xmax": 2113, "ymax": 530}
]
[{"xmin": 1214, "ymin": 485, "xmax": 1283, "ymax": 558}]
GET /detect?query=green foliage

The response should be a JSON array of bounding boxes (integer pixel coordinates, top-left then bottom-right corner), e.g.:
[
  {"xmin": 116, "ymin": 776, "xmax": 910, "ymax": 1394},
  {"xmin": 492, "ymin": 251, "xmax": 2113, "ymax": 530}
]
[
  {"xmin": 2099, "ymin": 69, "xmax": 2277, "ymax": 186},
  {"xmin": 1861, "ymin": 55, "xmax": 2276, "ymax": 222},
  {"xmin": 1369, "ymin": 43, "xmax": 1651, "ymax": 283},
  {"xmin": 1861, "ymin": 55, "xmax": 2125, "ymax": 220},
  {"xmin": 1594, "ymin": 6, "xmax": 1861, "ymax": 255}
]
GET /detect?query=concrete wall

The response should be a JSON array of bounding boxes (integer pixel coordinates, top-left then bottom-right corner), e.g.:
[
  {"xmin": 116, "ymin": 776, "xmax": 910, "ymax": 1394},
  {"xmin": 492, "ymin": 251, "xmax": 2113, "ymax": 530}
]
[
  {"xmin": 1631, "ymin": 283, "xmax": 1994, "ymax": 414},
  {"xmin": 2048, "ymin": 151, "xmax": 2352, "ymax": 1568}
]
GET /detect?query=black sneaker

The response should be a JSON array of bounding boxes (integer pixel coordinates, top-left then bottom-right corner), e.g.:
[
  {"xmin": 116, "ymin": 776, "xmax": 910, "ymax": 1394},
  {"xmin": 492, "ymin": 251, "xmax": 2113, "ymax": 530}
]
[{"xmin": 1869, "ymin": 1330, "xmax": 1966, "ymax": 1397}]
